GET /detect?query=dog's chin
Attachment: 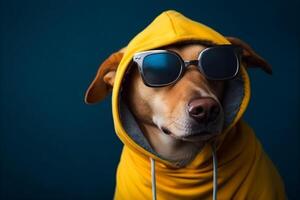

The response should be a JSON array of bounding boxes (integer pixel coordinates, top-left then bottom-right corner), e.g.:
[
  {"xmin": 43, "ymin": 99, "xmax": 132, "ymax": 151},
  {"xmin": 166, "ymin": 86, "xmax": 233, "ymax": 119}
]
[
  {"xmin": 161, "ymin": 127, "xmax": 220, "ymax": 142},
  {"xmin": 181, "ymin": 132, "xmax": 219, "ymax": 142}
]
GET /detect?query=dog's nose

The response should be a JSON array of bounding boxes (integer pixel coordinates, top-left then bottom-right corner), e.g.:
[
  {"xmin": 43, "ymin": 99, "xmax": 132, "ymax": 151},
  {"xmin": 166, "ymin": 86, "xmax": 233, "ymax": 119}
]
[{"xmin": 188, "ymin": 98, "xmax": 220, "ymax": 123}]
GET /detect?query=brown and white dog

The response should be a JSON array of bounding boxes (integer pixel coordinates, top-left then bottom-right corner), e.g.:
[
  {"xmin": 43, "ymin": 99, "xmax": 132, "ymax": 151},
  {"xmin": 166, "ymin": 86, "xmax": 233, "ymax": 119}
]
[
  {"xmin": 87, "ymin": 37, "xmax": 270, "ymax": 167},
  {"xmin": 85, "ymin": 10, "xmax": 286, "ymax": 199}
]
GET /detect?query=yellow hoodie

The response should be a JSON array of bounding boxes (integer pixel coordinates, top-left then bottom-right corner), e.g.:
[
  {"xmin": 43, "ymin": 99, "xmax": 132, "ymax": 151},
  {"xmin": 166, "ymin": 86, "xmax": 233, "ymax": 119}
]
[{"xmin": 103, "ymin": 10, "xmax": 286, "ymax": 200}]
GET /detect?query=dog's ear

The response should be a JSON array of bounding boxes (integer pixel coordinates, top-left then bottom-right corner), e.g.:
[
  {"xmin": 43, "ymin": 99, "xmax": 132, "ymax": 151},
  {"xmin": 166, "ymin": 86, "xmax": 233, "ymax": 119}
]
[
  {"xmin": 226, "ymin": 37, "xmax": 272, "ymax": 74},
  {"xmin": 85, "ymin": 48, "xmax": 125, "ymax": 104}
]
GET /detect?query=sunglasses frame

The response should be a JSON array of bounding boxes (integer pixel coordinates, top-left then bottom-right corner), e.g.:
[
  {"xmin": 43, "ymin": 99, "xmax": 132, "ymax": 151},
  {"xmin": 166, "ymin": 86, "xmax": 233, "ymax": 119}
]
[{"xmin": 133, "ymin": 45, "xmax": 242, "ymax": 87}]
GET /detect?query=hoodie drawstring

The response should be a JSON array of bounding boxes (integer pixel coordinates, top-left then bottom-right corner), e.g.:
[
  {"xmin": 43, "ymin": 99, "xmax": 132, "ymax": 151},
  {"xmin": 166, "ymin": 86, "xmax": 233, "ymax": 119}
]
[
  {"xmin": 150, "ymin": 157, "xmax": 157, "ymax": 200},
  {"xmin": 212, "ymin": 143, "xmax": 218, "ymax": 200},
  {"xmin": 150, "ymin": 144, "xmax": 218, "ymax": 200}
]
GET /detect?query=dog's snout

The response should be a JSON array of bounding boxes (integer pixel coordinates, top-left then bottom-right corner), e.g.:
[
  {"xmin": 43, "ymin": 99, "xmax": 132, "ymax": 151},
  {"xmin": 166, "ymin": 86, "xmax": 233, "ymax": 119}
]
[{"xmin": 188, "ymin": 98, "xmax": 220, "ymax": 123}]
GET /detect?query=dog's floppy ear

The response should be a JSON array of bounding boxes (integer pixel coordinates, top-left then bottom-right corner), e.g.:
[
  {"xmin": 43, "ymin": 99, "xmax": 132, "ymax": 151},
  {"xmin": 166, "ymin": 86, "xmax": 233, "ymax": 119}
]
[
  {"xmin": 85, "ymin": 48, "xmax": 125, "ymax": 104},
  {"xmin": 226, "ymin": 37, "xmax": 272, "ymax": 74}
]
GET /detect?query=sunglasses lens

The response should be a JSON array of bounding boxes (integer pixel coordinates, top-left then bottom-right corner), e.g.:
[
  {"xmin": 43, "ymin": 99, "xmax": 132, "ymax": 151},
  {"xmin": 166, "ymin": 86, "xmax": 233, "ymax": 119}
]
[
  {"xmin": 142, "ymin": 53, "xmax": 182, "ymax": 86},
  {"xmin": 200, "ymin": 46, "xmax": 239, "ymax": 80}
]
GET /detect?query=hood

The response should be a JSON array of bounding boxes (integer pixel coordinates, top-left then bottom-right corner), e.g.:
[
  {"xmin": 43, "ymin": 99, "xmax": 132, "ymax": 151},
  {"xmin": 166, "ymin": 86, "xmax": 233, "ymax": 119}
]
[{"xmin": 112, "ymin": 10, "xmax": 250, "ymax": 166}]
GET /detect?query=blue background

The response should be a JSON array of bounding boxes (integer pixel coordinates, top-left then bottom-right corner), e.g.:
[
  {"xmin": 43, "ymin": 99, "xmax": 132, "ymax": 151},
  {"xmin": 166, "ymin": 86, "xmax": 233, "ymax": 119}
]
[{"xmin": 0, "ymin": 0, "xmax": 299, "ymax": 199}]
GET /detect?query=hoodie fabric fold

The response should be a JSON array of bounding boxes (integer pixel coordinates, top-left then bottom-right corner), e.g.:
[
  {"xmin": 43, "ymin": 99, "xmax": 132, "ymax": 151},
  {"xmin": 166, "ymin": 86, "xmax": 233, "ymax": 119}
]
[{"xmin": 111, "ymin": 10, "xmax": 286, "ymax": 200}]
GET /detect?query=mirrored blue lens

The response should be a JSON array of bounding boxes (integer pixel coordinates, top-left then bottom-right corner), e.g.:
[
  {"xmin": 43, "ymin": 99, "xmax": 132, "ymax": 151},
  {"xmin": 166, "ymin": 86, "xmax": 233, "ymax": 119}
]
[
  {"xmin": 200, "ymin": 46, "xmax": 239, "ymax": 79},
  {"xmin": 142, "ymin": 53, "xmax": 182, "ymax": 86}
]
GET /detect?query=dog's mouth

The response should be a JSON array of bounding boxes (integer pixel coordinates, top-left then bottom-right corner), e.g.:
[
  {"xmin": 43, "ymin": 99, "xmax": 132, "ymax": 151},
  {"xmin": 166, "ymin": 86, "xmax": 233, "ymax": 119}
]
[
  {"xmin": 161, "ymin": 127, "xmax": 172, "ymax": 135},
  {"xmin": 161, "ymin": 126, "xmax": 218, "ymax": 142}
]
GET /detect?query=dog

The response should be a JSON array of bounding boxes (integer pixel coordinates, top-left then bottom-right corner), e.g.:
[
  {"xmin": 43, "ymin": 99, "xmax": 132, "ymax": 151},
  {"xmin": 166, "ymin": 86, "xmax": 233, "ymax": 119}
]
[{"xmin": 85, "ymin": 10, "xmax": 286, "ymax": 200}]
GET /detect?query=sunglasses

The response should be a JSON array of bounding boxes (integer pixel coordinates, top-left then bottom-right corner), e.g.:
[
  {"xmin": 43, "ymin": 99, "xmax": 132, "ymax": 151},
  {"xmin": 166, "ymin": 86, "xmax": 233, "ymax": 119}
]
[{"xmin": 133, "ymin": 45, "xmax": 242, "ymax": 87}]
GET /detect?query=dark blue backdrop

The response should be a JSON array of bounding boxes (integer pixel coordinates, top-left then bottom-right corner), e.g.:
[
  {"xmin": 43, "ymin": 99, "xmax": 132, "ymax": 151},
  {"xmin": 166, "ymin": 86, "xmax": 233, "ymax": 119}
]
[{"xmin": 0, "ymin": 0, "xmax": 299, "ymax": 199}]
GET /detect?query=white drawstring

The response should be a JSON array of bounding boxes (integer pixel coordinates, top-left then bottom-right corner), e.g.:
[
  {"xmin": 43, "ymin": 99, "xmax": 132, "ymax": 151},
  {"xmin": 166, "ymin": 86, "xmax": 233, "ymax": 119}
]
[
  {"xmin": 150, "ymin": 144, "xmax": 218, "ymax": 200},
  {"xmin": 150, "ymin": 157, "xmax": 157, "ymax": 200},
  {"xmin": 212, "ymin": 143, "xmax": 218, "ymax": 200}
]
